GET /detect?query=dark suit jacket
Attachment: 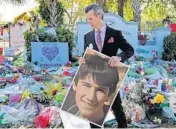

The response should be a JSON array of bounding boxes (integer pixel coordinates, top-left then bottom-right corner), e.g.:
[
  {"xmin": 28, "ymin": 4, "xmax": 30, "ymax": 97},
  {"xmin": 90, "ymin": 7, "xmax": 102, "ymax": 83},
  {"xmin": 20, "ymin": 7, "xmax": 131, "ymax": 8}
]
[{"xmin": 84, "ymin": 26, "xmax": 134, "ymax": 62}]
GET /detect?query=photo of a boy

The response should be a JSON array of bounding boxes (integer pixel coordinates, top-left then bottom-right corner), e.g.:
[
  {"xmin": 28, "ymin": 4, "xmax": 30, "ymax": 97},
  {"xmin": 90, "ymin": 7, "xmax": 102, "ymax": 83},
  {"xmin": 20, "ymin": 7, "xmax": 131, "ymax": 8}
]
[{"xmin": 62, "ymin": 53, "xmax": 120, "ymax": 126}]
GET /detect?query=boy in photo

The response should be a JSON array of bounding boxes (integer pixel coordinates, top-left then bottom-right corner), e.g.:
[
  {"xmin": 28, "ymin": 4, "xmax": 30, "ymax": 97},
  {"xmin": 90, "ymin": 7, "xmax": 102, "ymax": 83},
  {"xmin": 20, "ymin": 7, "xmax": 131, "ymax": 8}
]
[{"xmin": 66, "ymin": 54, "xmax": 119, "ymax": 126}]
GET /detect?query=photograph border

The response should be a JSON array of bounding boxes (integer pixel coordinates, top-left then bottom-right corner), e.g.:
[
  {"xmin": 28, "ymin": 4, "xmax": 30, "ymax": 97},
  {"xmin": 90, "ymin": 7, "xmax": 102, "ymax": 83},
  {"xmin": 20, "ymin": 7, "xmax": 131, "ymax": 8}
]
[{"xmin": 60, "ymin": 47, "xmax": 130, "ymax": 127}]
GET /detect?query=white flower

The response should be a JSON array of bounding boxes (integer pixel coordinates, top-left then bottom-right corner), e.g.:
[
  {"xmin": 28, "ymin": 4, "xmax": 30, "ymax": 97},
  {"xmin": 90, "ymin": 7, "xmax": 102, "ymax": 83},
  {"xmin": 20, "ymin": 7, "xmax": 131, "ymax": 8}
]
[{"xmin": 88, "ymin": 43, "xmax": 93, "ymax": 49}]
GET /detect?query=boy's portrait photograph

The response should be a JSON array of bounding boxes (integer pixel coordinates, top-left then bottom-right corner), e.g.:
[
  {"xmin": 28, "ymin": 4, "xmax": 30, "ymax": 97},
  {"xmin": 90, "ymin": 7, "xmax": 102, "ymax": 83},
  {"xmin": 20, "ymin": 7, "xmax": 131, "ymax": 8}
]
[{"xmin": 61, "ymin": 48, "xmax": 130, "ymax": 127}]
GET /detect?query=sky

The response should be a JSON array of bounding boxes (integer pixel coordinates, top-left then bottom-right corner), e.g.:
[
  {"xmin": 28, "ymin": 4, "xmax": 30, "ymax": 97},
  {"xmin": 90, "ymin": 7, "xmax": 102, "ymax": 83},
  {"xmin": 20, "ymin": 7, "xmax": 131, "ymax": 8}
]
[{"xmin": 0, "ymin": 0, "xmax": 38, "ymax": 22}]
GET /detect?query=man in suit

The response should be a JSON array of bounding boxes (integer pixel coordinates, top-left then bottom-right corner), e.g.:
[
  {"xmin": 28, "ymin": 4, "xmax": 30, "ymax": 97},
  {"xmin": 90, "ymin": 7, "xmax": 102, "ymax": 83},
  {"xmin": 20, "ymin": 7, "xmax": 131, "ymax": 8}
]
[{"xmin": 80, "ymin": 4, "xmax": 134, "ymax": 128}]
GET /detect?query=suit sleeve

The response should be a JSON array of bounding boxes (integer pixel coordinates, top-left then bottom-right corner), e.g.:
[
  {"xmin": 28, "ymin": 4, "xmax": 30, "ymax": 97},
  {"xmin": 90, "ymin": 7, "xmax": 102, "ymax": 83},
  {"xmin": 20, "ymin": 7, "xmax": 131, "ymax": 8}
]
[
  {"xmin": 84, "ymin": 35, "xmax": 88, "ymax": 51},
  {"xmin": 83, "ymin": 35, "xmax": 88, "ymax": 56},
  {"xmin": 116, "ymin": 31, "xmax": 134, "ymax": 62}
]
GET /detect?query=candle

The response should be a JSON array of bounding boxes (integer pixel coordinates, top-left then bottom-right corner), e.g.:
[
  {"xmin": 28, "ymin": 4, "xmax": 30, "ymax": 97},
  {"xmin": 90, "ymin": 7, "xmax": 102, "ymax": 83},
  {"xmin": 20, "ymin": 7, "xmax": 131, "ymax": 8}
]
[
  {"xmin": 158, "ymin": 79, "xmax": 163, "ymax": 91},
  {"xmin": 161, "ymin": 82, "xmax": 166, "ymax": 92},
  {"xmin": 164, "ymin": 78, "xmax": 168, "ymax": 84},
  {"xmin": 168, "ymin": 79, "xmax": 172, "ymax": 85}
]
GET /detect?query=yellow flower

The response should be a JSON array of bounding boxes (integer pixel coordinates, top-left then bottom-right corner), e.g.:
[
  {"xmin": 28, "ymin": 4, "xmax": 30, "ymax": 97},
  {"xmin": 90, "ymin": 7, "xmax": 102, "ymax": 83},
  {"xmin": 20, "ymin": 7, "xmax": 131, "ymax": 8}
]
[
  {"xmin": 44, "ymin": 82, "xmax": 63, "ymax": 97},
  {"xmin": 21, "ymin": 90, "xmax": 31, "ymax": 103},
  {"xmin": 153, "ymin": 93, "xmax": 165, "ymax": 104}
]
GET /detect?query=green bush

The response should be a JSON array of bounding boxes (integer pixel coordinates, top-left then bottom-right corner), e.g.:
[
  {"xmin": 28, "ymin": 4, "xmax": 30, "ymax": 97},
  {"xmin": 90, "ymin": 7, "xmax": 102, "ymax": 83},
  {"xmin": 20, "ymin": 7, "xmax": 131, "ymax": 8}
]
[
  {"xmin": 56, "ymin": 25, "xmax": 75, "ymax": 62},
  {"xmin": 37, "ymin": 32, "xmax": 58, "ymax": 42},
  {"xmin": 24, "ymin": 30, "xmax": 58, "ymax": 62},
  {"xmin": 23, "ymin": 0, "xmax": 77, "ymax": 63},
  {"xmin": 162, "ymin": 33, "xmax": 176, "ymax": 61},
  {"xmin": 24, "ymin": 27, "xmax": 76, "ymax": 62}
]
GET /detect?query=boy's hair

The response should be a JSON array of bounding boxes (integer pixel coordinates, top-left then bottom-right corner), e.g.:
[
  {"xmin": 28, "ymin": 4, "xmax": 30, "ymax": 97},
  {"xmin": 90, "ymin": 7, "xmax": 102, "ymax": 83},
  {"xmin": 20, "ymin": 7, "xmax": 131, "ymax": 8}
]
[{"xmin": 75, "ymin": 54, "xmax": 119, "ymax": 96}]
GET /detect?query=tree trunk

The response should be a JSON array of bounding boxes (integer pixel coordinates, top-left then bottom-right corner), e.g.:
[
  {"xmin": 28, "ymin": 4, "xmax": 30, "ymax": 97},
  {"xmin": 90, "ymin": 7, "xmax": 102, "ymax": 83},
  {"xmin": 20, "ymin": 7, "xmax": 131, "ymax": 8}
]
[
  {"xmin": 118, "ymin": 0, "xmax": 126, "ymax": 17},
  {"xmin": 97, "ymin": 0, "xmax": 108, "ymax": 13},
  {"xmin": 63, "ymin": 9, "xmax": 72, "ymax": 26},
  {"xmin": 133, "ymin": 11, "xmax": 141, "ymax": 31},
  {"xmin": 131, "ymin": 0, "xmax": 141, "ymax": 31},
  {"xmin": 44, "ymin": 0, "xmax": 63, "ymax": 27}
]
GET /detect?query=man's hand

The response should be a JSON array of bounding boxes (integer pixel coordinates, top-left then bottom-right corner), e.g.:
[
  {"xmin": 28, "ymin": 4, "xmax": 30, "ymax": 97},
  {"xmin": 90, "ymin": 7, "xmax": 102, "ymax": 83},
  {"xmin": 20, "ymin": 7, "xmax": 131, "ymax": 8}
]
[
  {"xmin": 78, "ymin": 57, "xmax": 85, "ymax": 65},
  {"xmin": 108, "ymin": 56, "xmax": 121, "ymax": 67}
]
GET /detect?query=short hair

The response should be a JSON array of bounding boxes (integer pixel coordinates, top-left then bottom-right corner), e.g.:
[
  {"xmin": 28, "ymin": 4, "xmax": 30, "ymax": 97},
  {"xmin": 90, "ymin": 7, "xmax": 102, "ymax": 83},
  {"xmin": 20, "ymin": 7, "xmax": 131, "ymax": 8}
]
[
  {"xmin": 85, "ymin": 4, "xmax": 104, "ymax": 19},
  {"xmin": 75, "ymin": 54, "xmax": 119, "ymax": 96}
]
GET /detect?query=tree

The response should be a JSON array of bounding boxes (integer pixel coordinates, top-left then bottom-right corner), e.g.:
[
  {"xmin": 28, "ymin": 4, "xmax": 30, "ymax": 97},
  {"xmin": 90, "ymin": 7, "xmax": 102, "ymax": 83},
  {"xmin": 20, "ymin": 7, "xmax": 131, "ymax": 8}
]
[
  {"xmin": 34, "ymin": 0, "xmax": 75, "ymax": 61},
  {"xmin": 97, "ymin": 0, "xmax": 108, "ymax": 12},
  {"xmin": 59, "ymin": 0, "xmax": 95, "ymax": 30},
  {"xmin": 131, "ymin": 0, "xmax": 176, "ymax": 31},
  {"xmin": 37, "ymin": 0, "xmax": 64, "ymax": 27},
  {"xmin": 106, "ymin": 0, "xmax": 117, "ymax": 13},
  {"xmin": 141, "ymin": 2, "xmax": 167, "ymax": 30},
  {"xmin": 131, "ymin": 0, "xmax": 143, "ymax": 31},
  {"xmin": 123, "ymin": 0, "xmax": 134, "ymax": 21},
  {"xmin": 118, "ymin": 0, "xmax": 127, "ymax": 17},
  {"xmin": 160, "ymin": 0, "xmax": 176, "ymax": 19}
]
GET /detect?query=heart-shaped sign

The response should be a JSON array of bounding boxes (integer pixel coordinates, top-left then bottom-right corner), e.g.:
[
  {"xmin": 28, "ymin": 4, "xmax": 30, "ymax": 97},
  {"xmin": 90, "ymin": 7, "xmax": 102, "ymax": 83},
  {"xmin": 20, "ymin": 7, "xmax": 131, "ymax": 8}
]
[{"xmin": 42, "ymin": 46, "xmax": 59, "ymax": 61}]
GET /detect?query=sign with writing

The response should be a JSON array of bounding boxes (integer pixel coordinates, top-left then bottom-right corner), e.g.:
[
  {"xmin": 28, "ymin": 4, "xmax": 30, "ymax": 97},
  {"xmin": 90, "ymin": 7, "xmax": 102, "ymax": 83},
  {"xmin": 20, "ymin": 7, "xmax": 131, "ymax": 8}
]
[
  {"xmin": 75, "ymin": 13, "xmax": 138, "ymax": 56},
  {"xmin": 31, "ymin": 42, "xmax": 69, "ymax": 68}
]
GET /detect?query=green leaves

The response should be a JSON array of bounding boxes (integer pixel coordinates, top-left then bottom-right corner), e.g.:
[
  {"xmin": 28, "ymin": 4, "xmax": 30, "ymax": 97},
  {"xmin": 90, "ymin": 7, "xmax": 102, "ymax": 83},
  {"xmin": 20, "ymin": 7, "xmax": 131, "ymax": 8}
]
[
  {"xmin": 37, "ymin": 32, "xmax": 58, "ymax": 42},
  {"xmin": 38, "ymin": 0, "xmax": 64, "ymax": 27},
  {"xmin": 24, "ymin": 30, "xmax": 58, "ymax": 62},
  {"xmin": 142, "ymin": 2, "xmax": 167, "ymax": 21},
  {"xmin": 162, "ymin": 33, "xmax": 176, "ymax": 61},
  {"xmin": 56, "ymin": 25, "xmax": 75, "ymax": 60},
  {"xmin": 23, "ymin": 25, "xmax": 74, "ymax": 62}
]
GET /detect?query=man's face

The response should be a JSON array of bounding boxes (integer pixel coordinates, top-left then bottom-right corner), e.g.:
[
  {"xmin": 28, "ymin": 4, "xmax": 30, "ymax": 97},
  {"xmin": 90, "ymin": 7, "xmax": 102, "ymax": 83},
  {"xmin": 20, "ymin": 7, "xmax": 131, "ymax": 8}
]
[
  {"xmin": 86, "ymin": 10, "xmax": 102, "ymax": 29},
  {"xmin": 73, "ymin": 75, "xmax": 109, "ymax": 118}
]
